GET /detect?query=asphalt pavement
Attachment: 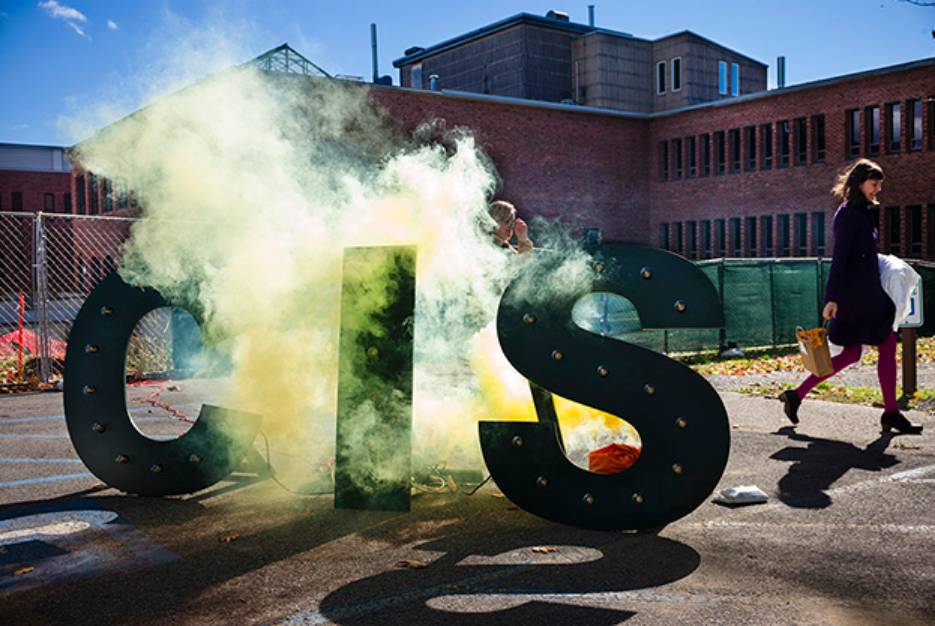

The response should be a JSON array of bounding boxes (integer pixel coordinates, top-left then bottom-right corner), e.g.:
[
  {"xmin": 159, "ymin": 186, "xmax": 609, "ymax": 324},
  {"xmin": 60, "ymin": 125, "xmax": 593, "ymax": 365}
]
[{"xmin": 0, "ymin": 386, "xmax": 933, "ymax": 625}]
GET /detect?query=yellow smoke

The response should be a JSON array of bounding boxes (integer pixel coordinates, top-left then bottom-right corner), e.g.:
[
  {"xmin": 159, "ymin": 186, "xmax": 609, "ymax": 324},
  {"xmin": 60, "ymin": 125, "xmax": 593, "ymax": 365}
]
[{"xmin": 69, "ymin": 32, "xmax": 633, "ymax": 485}]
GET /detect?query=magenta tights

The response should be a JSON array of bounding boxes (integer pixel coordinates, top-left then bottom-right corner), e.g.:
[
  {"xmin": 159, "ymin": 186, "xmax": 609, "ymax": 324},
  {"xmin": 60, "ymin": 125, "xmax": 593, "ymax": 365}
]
[{"xmin": 795, "ymin": 331, "xmax": 898, "ymax": 412}]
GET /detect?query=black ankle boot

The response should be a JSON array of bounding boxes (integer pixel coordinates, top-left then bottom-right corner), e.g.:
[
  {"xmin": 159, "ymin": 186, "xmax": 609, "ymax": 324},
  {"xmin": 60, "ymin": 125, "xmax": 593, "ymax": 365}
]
[
  {"xmin": 880, "ymin": 411, "xmax": 923, "ymax": 435},
  {"xmin": 778, "ymin": 390, "xmax": 800, "ymax": 425}
]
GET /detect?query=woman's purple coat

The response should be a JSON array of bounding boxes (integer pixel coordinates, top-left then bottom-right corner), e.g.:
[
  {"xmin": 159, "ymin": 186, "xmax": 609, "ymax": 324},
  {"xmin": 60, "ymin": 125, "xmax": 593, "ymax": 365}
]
[{"xmin": 825, "ymin": 199, "xmax": 895, "ymax": 346}]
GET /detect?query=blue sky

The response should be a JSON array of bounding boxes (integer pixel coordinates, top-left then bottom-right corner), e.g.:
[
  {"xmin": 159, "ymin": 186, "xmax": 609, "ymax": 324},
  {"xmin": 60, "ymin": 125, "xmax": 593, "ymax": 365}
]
[{"xmin": 1, "ymin": 0, "xmax": 933, "ymax": 146}]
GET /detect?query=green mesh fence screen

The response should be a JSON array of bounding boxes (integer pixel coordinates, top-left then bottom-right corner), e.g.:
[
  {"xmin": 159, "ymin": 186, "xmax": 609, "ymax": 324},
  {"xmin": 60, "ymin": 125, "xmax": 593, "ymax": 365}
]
[{"xmin": 580, "ymin": 256, "xmax": 933, "ymax": 354}]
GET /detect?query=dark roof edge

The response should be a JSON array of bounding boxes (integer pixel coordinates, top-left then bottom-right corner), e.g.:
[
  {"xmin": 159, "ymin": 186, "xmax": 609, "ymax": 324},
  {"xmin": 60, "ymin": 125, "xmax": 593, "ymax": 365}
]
[
  {"xmin": 393, "ymin": 13, "xmax": 636, "ymax": 67},
  {"xmin": 653, "ymin": 56, "xmax": 935, "ymax": 119},
  {"xmin": 0, "ymin": 142, "xmax": 70, "ymax": 150},
  {"xmin": 653, "ymin": 30, "xmax": 766, "ymax": 67},
  {"xmin": 372, "ymin": 83, "xmax": 650, "ymax": 120}
]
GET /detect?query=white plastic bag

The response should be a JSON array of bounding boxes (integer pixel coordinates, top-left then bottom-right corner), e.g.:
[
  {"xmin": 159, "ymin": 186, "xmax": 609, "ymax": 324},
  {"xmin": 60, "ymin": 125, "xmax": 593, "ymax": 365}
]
[{"xmin": 878, "ymin": 253, "xmax": 920, "ymax": 331}]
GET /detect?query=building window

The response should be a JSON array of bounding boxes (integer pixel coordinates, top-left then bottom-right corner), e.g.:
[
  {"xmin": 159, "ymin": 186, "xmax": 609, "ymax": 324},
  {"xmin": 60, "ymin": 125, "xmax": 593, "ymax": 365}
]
[
  {"xmin": 778, "ymin": 214, "xmax": 790, "ymax": 256},
  {"xmin": 866, "ymin": 105, "xmax": 880, "ymax": 155},
  {"xmin": 103, "ymin": 179, "xmax": 113, "ymax": 213},
  {"xmin": 672, "ymin": 138, "xmax": 683, "ymax": 179},
  {"xmin": 811, "ymin": 211, "xmax": 826, "ymax": 256},
  {"xmin": 671, "ymin": 57, "xmax": 681, "ymax": 92},
  {"xmin": 812, "ymin": 114, "xmax": 826, "ymax": 162},
  {"xmin": 701, "ymin": 134, "xmax": 711, "ymax": 177},
  {"xmin": 886, "ymin": 206, "xmax": 901, "ymax": 255},
  {"xmin": 794, "ymin": 117, "xmax": 807, "ymax": 165},
  {"xmin": 410, "ymin": 64, "xmax": 423, "ymax": 89},
  {"xmin": 11, "ymin": 191, "xmax": 23, "ymax": 211},
  {"xmin": 88, "ymin": 173, "xmax": 99, "ymax": 215},
  {"xmin": 659, "ymin": 141, "xmax": 669, "ymax": 181},
  {"xmin": 729, "ymin": 128, "xmax": 741, "ymax": 173},
  {"xmin": 793, "ymin": 212, "xmax": 807, "ymax": 256},
  {"xmin": 661, "ymin": 222, "xmax": 669, "ymax": 249},
  {"xmin": 673, "ymin": 221, "xmax": 683, "ymax": 254},
  {"xmin": 687, "ymin": 136, "xmax": 697, "ymax": 178},
  {"xmin": 886, "ymin": 102, "xmax": 901, "ymax": 153},
  {"xmin": 729, "ymin": 217, "xmax": 742, "ymax": 256},
  {"xmin": 657, "ymin": 61, "xmax": 667, "ymax": 94},
  {"xmin": 908, "ymin": 205, "xmax": 922, "ymax": 256},
  {"xmin": 745, "ymin": 216, "xmax": 757, "ymax": 257},
  {"xmin": 929, "ymin": 97, "xmax": 935, "ymax": 149},
  {"xmin": 744, "ymin": 126, "xmax": 756, "ymax": 171},
  {"xmin": 760, "ymin": 123, "xmax": 773, "ymax": 169},
  {"xmin": 117, "ymin": 178, "xmax": 129, "ymax": 209},
  {"xmin": 718, "ymin": 61, "xmax": 728, "ymax": 95},
  {"xmin": 846, "ymin": 109, "xmax": 861, "ymax": 157},
  {"xmin": 76, "ymin": 174, "xmax": 86, "ymax": 214},
  {"xmin": 778, "ymin": 121, "xmax": 791, "ymax": 167},
  {"xmin": 730, "ymin": 63, "xmax": 740, "ymax": 96},
  {"xmin": 702, "ymin": 219, "xmax": 712, "ymax": 258},
  {"xmin": 715, "ymin": 218, "xmax": 726, "ymax": 257},
  {"xmin": 688, "ymin": 221, "xmax": 697, "ymax": 258},
  {"xmin": 715, "ymin": 131, "xmax": 726, "ymax": 175},
  {"xmin": 909, "ymin": 98, "xmax": 922, "ymax": 151},
  {"xmin": 762, "ymin": 215, "xmax": 774, "ymax": 257},
  {"xmin": 44, "ymin": 193, "xmax": 55, "ymax": 212},
  {"xmin": 64, "ymin": 192, "xmax": 71, "ymax": 213}
]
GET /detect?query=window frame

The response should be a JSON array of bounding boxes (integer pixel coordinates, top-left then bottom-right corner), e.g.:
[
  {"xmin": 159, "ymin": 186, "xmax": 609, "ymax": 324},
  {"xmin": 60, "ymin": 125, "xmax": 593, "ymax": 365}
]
[
  {"xmin": 778, "ymin": 120, "xmax": 791, "ymax": 168},
  {"xmin": 687, "ymin": 135, "xmax": 697, "ymax": 178},
  {"xmin": 866, "ymin": 104, "xmax": 881, "ymax": 155},
  {"xmin": 718, "ymin": 61, "xmax": 728, "ymax": 95},
  {"xmin": 656, "ymin": 60, "xmax": 667, "ymax": 95},
  {"xmin": 715, "ymin": 131, "xmax": 726, "ymax": 175},
  {"xmin": 794, "ymin": 117, "xmax": 807, "ymax": 166},
  {"xmin": 908, "ymin": 98, "xmax": 922, "ymax": 151},
  {"xmin": 730, "ymin": 62, "xmax": 740, "ymax": 96},
  {"xmin": 672, "ymin": 138, "xmax": 683, "ymax": 179},
  {"xmin": 760, "ymin": 123, "xmax": 773, "ymax": 170},
  {"xmin": 811, "ymin": 114, "xmax": 826, "ymax": 162},
  {"xmin": 671, "ymin": 57, "xmax": 682, "ymax": 92},
  {"xmin": 659, "ymin": 140, "xmax": 669, "ymax": 181},
  {"xmin": 729, "ymin": 128, "xmax": 741, "ymax": 173},
  {"xmin": 744, "ymin": 125, "xmax": 756, "ymax": 171},
  {"xmin": 886, "ymin": 102, "xmax": 902, "ymax": 153},
  {"xmin": 701, "ymin": 134, "xmax": 711, "ymax": 177},
  {"xmin": 762, "ymin": 215, "xmax": 774, "ymax": 257},
  {"xmin": 410, "ymin": 63, "xmax": 423, "ymax": 89},
  {"xmin": 846, "ymin": 109, "xmax": 861, "ymax": 158}
]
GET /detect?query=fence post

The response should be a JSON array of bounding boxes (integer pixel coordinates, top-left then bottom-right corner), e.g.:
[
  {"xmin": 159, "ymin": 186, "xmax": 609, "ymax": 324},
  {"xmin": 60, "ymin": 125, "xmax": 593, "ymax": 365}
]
[
  {"xmin": 34, "ymin": 213, "xmax": 52, "ymax": 382},
  {"xmin": 768, "ymin": 262, "xmax": 777, "ymax": 347},
  {"xmin": 718, "ymin": 258, "xmax": 726, "ymax": 348}
]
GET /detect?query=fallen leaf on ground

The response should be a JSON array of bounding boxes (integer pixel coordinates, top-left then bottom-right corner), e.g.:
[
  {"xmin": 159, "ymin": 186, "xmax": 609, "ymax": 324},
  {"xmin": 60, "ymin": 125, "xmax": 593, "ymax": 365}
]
[
  {"xmin": 531, "ymin": 546, "xmax": 559, "ymax": 554},
  {"xmin": 490, "ymin": 491, "xmax": 505, "ymax": 498},
  {"xmin": 396, "ymin": 559, "xmax": 429, "ymax": 569},
  {"xmin": 219, "ymin": 534, "xmax": 240, "ymax": 543},
  {"xmin": 14, "ymin": 566, "xmax": 34, "ymax": 576},
  {"xmin": 445, "ymin": 475, "xmax": 459, "ymax": 493},
  {"xmin": 167, "ymin": 385, "xmax": 181, "ymax": 392}
]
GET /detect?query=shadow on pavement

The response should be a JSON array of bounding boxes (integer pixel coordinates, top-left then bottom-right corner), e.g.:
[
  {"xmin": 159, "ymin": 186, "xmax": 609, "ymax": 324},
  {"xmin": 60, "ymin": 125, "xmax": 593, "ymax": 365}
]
[
  {"xmin": 314, "ymin": 526, "xmax": 699, "ymax": 625},
  {"xmin": 770, "ymin": 426, "xmax": 897, "ymax": 508}
]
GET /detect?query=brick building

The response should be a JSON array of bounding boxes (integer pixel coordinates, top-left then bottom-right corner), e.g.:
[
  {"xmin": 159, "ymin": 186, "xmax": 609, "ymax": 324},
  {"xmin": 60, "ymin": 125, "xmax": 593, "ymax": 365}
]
[
  {"xmin": 393, "ymin": 11, "xmax": 767, "ymax": 113},
  {"xmin": 0, "ymin": 143, "xmax": 72, "ymax": 214},
  {"xmin": 62, "ymin": 37, "xmax": 935, "ymax": 260}
]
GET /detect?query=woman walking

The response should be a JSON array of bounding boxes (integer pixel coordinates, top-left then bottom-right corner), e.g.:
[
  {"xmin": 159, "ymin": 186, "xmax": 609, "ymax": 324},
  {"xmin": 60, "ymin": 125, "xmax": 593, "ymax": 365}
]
[{"xmin": 779, "ymin": 159, "xmax": 922, "ymax": 434}]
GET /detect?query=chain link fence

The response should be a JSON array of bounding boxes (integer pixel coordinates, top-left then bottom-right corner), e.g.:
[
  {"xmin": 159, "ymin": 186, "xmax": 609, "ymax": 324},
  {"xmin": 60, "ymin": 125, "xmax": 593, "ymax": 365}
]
[
  {"xmin": 1, "ymin": 212, "xmax": 176, "ymax": 386},
  {"xmin": 3, "ymin": 213, "xmax": 934, "ymax": 385}
]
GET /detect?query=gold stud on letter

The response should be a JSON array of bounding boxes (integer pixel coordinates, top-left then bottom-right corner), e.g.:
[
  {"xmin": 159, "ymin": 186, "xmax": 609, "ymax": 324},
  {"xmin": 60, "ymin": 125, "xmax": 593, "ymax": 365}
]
[
  {"xmin": 674, "ymin": 300, "xmax": 687, "ymax": 313},
  {"xmin": 640, "ymin": 267, "xmax": 652, "ymax": 279},
  {"xmin": 643, "ymin": 384, "xmax": 655, "ymax": 395},
  {"xmin": 551, "ymin": 350, "xmax": 564, "ymax": 361}
]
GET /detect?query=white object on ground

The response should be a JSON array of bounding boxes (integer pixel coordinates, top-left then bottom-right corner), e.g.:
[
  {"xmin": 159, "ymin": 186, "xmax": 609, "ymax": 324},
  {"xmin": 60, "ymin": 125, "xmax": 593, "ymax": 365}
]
[{"xmin": 714, "ymin": 485, "xmax": 769, "ymax": 505}]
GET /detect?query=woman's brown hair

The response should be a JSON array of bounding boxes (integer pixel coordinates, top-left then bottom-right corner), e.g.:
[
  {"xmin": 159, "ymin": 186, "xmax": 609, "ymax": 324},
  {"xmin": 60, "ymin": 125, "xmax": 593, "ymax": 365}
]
[{"xmin": 831, "ymin": 158, "xmax": 884, "ymax": 206}]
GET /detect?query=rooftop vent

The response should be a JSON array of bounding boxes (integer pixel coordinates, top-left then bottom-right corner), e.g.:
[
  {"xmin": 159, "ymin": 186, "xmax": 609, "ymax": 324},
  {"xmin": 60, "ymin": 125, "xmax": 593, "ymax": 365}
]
[
  {"xmin": 546, "ymin": 10, "xmax": 570, "ymax": 21},
  {"xmin": 404, "ymin": 46, "xmax": 425, "ymax": 56}
]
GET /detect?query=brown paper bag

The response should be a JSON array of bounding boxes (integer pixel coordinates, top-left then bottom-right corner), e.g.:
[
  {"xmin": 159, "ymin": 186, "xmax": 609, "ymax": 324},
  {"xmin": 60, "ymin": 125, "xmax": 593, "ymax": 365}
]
[{"xmin": 796, "ymin": 325, "xmax": 834, "ymax": 377}]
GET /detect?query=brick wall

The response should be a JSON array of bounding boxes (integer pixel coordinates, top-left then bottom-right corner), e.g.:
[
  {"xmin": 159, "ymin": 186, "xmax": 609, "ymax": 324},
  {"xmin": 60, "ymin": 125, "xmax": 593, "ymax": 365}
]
[
  {"xmin": 649, "ymin": 63, "xmax": 935, "ymax": 259},
  {"xmin": 372, "ymin": 87, "xmax": 651, "ymax": 242},
  {"xmin": 0, "ymin": 170, "xmax": 72, "ymax": 213}
]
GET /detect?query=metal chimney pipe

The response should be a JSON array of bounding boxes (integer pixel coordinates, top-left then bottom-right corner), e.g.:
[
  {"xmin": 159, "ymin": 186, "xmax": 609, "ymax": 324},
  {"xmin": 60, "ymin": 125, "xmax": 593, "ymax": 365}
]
[
  {"xmin": 777, "ymin": 56, "xmax": 786, "ymax": 89},
  {"xmin": 588, "ymin": 5, "xmax": 595, "ymax": 26},
  {"xmin": 429, "ymin": 74, "xmax": 440, "ymax": 91},
  {"xmin": 371, "ymin": 23, "xmax": 379, "ymax": 83}
]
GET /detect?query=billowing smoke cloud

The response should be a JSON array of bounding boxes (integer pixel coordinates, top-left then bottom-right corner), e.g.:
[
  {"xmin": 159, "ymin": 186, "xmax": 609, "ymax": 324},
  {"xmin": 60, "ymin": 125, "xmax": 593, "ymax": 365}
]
[{"xmin": 68, "ymin": 26, "xmax": 622, "ymax": 493}]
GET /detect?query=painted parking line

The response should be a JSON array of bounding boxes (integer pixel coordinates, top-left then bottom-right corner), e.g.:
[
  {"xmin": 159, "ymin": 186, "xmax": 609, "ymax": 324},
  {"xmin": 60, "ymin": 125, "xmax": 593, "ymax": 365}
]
[
  {"xmin": 0, "ymin": 473, "xmax": 94, "ymax": 488},
  {"xmin": 0, "ymin": 458, "xmax": 83, "ymax": 464}
]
